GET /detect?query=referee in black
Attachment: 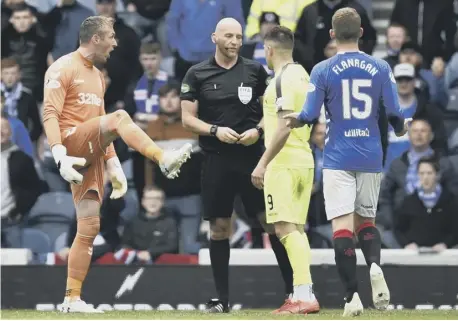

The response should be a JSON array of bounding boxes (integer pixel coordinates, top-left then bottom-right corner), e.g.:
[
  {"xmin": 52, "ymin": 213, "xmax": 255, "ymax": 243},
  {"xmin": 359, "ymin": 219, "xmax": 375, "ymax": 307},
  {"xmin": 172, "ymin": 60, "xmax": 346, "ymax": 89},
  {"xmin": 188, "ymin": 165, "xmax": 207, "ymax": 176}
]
[{"xmin": 181, "ymin": 17, "xmax": 293, "ymax": 313}]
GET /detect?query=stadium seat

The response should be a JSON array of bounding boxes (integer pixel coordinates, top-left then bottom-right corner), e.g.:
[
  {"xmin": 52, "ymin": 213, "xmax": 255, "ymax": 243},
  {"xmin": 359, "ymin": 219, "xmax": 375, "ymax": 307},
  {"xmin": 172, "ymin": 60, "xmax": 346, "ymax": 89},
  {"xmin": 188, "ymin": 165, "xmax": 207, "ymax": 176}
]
[
  {"xmin": 2, "ymin": 225, "xmax": 22, "ymax": 248},
  {"xmin": 449, "ymin": 155, "xmax": 458, "ymax": 174},
  {"xmin": 155, "ymin": 253, "xmax": 199, "ymax": 265},
  {"xmin": 21, "ymin": 228, "xmax": 52, "ymax": 254},
  {"xmin": 54, "ymin": 232, "xmax": 68, "ymax": 252},
  {"xmin": 28, "ymin": 192, "xmax": 75, "ymax": 223},
  {"xmin": 26, "ymin": 222, "xmax": 70, "ymax": 249},
  {"xmin": 119, "ymin": 188, "xmax": 139, "ymax": 224},
  {"xmin": 26, "ymin": 192, "xmax": 74, "ymax": 246},
  {"xmin": 448, "ymin": 128, "xmax": 458, "ymax": 154}
]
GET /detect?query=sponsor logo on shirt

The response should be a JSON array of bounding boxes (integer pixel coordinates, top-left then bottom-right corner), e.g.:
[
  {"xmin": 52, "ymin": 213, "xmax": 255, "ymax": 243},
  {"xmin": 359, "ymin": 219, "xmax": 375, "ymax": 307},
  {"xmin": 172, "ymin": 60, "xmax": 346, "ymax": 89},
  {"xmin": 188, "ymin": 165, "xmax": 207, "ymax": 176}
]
[
  {"xmin": 77, "ymin": 93, "xmax": 102, "ymax": 106},
  {"xmin": 344, "ymin": 128, "xmax": 370, "ymax": 137}
]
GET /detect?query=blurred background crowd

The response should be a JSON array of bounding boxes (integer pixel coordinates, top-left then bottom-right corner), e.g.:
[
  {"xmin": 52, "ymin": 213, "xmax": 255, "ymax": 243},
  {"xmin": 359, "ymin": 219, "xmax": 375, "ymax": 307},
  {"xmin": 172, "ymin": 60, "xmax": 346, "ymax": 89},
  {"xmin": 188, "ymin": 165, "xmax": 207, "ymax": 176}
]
[{"xmin": 1, "ymin": 0, "xmax": 458, "ymax": 265}]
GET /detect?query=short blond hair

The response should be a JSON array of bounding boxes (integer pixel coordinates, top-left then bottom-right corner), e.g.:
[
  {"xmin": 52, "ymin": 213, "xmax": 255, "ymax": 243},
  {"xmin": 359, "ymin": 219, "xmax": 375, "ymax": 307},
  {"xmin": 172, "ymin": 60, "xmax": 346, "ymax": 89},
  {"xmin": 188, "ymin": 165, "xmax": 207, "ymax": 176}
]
[
  {"xmin": 79, "ymin": 16, "xmax": 115, "ymax": 43},
  {"xmin": 332, "ymin": 7, "xmax": 361, "ymax": 43}
]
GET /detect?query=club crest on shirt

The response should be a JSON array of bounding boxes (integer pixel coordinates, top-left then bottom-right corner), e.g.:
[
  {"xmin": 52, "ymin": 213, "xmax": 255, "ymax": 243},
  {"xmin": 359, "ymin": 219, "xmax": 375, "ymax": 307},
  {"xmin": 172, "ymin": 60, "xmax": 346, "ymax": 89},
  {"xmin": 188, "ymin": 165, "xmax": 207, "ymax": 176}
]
[
  {"xmin": 238, "ymin": 84, "xmax": 252, "ymax": 104},
  {"xmin": 181, "ymin": 83, "xmax": 190, "ymax": 93},
  {"xmin": 45, "ymin": 78, "xmax": 60, "ymax": 89}
]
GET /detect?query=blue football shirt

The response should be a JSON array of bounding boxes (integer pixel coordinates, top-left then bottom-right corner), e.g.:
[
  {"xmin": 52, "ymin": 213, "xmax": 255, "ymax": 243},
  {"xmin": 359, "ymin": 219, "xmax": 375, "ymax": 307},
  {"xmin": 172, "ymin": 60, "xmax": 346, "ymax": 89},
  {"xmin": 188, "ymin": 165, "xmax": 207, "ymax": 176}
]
[{"xmin": 299, "ymin": 51, "xmax": 405, "ymax": 173}]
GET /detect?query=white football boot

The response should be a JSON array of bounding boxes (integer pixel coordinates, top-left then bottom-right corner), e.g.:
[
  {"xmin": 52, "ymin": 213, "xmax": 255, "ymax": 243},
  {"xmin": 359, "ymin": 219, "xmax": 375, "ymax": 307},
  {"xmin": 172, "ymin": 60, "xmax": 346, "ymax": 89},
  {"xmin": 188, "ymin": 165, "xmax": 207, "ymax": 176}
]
[
  {"xmin": 370, "ymin": 263, "xmax": 390, "ymax": 310},
  {"xmin": 343, "ymin": 292, "xmax": 363, "ymax": 317},
  {"xmin": 60, "ymin": 298, "xmax": 103, "ymax": 313},
  {"xmin": 159, "ymin": 143, "xmax": 193, "ymax": 179}
]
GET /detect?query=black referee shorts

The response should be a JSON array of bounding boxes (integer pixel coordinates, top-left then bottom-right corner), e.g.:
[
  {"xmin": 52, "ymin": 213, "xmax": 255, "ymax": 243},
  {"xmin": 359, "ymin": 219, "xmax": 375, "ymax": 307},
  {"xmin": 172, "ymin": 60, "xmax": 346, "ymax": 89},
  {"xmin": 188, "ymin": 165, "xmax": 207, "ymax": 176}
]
[{"xmin": 201, "ymin": 153, "xmax": 265, "ymax": 221}]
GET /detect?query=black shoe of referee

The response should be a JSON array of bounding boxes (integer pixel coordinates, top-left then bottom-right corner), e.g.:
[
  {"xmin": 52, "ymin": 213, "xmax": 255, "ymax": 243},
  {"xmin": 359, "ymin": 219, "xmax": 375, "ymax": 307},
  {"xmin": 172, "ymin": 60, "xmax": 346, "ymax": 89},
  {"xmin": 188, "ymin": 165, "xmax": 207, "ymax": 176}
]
[{"xmin": 204, "ymin": 299, "xmax": 229, "ymax": 313}]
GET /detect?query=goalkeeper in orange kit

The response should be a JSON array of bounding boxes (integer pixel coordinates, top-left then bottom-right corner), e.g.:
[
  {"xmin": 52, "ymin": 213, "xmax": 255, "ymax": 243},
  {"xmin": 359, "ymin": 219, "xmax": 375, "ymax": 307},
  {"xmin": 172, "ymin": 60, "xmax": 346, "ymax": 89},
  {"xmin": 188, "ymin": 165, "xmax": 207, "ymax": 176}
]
[{"xmin": 43, "ymin": 16, "xmax": 192, "ymax": 313}]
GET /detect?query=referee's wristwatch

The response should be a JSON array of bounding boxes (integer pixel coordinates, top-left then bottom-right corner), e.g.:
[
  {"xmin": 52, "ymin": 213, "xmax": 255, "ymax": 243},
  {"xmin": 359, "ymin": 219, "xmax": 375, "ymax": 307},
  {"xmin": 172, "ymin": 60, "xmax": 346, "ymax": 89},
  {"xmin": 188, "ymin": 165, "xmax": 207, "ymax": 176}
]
[
  {"xmin": 210, "ymin": 125, "xmax": 218, "ymax": 136},
  {"xmin": 255, "ymin": 125, "xmax": 264, "ymax": 138}
]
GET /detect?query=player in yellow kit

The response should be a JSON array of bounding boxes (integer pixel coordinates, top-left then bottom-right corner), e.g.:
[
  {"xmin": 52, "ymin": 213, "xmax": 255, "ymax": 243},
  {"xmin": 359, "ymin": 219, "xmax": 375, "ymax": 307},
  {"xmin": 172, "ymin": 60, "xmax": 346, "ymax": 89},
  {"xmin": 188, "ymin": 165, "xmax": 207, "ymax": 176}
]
[{"xmin": 251, "ymin": 26, "xmax": 319, "ymax": 314}]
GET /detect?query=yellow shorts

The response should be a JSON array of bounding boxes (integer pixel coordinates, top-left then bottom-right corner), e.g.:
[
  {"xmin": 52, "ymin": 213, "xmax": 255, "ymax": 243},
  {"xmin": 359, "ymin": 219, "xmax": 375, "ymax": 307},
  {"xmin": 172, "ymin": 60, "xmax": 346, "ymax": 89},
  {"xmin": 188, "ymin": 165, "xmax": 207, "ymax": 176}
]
[{"xmin": 264, "ymin": 167, "xmax": 314, "ymax": 224}]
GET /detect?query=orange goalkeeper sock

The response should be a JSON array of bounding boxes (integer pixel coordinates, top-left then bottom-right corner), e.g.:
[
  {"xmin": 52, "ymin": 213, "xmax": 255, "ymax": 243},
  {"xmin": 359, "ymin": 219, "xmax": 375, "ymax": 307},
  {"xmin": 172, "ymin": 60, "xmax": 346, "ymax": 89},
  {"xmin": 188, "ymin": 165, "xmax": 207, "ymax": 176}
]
[
  {"xmin": 112, "ymin": 112, "xmax": 164, "ymax": 163},
  {"xmin": 65, "ymin": 216, "xmax": 100, "ymax": 300}
]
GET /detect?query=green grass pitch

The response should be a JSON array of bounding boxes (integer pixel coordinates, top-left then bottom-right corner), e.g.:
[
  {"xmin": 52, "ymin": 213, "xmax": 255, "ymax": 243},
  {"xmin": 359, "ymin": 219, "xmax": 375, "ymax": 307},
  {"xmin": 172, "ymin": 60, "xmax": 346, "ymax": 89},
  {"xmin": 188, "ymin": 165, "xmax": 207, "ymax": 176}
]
[{"xmin": 1, "ymin": 309, "xmax": 457, "ymax": 320}]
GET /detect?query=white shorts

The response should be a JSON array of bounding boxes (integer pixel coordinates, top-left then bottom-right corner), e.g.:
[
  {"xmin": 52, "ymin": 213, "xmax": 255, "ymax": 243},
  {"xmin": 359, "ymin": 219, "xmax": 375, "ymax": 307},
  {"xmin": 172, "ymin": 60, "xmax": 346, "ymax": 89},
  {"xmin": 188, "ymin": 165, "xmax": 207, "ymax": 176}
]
[{"xmin": 322, "ymin": 169, "xmax": 382, "ymax": 221}]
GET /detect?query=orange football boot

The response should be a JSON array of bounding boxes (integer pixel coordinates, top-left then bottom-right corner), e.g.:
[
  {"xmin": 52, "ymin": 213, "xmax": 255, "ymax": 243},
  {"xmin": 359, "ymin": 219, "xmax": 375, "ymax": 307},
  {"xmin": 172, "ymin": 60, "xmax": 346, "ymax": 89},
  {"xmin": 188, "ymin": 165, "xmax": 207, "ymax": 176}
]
[{"xmin": 273, "ymin": 299, "xmax": 320, "ymax": 314}]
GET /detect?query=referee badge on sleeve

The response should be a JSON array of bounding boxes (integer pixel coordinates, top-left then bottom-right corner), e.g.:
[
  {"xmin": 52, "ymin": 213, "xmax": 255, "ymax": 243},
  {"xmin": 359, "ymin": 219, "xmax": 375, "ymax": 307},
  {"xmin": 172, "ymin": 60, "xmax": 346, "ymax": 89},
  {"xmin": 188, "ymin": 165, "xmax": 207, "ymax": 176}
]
[{"xmin": 238, "ymin": 83, "xmax": 252, "ymax": 104}]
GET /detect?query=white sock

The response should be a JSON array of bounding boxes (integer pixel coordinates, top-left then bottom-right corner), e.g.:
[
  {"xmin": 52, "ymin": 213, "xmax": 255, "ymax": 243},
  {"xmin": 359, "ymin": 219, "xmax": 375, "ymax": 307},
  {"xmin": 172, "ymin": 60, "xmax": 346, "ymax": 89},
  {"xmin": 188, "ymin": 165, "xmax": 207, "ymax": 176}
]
[
  {"xmin": 64, "ymin": 296, "xmax": 80, "ymax": 303},
  {"xmin": 293, "ymin": 284, "xmax": 315, "ymax": 302}
]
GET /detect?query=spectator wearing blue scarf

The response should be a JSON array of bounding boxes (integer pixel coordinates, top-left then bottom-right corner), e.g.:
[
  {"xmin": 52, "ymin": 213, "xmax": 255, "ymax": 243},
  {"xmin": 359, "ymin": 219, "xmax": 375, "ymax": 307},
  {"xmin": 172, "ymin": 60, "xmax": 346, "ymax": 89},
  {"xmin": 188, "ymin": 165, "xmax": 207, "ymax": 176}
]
[
  {"xmin": 394, "ymin": 157, "xmax": 458, "ymax": 251},
  {"xmin": 133, "ymin": 43, "xmax": 169, "ymax": 129},
  {"xmin": 381, "ymin": 23, "xmax": 407, "ymax": 69},
  {"xmin": 1, "ymin": 93, "xmax": 33, "ymax": 157},
  {"xmin": 131, "ymin": 42, "xmax": 170, "ymax": 200},
  {"xmin": 240, "ymin": 12, "xmax": 279, "ymax": 76}
]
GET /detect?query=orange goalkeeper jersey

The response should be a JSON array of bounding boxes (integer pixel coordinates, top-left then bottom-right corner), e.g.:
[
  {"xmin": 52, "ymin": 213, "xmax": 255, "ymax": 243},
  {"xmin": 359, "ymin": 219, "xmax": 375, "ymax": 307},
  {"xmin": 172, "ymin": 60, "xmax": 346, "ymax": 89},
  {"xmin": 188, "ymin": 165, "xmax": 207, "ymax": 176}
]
[
  {"xmin": 43, "ymin": 51, "xmax": 106, "ymax": 146},
  {"xmin": 42, "ymin": 50, "xmax": 115, "ymax": 159}
]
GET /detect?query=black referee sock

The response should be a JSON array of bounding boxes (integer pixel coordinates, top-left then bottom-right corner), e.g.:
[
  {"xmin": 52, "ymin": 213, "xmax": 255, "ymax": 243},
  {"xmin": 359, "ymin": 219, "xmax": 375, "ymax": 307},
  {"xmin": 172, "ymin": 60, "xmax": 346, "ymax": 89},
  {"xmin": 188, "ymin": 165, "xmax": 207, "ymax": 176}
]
[
  {"xmin": 210, "ymin": 239, "xmax": 230, "ymax": 305},
  {"xmin": 269, "ymin": 234, "xmax": 294, "ymax": 295},
  {"xmin": 356, "ymin": 222, "xmax": 381, "ymax": 267},
  {"xmin": 251, "ymin": 227, "xmax": 264, "ymax": 248},
  {"xmin": 333, "ymin": 229, "xmax": 358, "ymax": 303}
]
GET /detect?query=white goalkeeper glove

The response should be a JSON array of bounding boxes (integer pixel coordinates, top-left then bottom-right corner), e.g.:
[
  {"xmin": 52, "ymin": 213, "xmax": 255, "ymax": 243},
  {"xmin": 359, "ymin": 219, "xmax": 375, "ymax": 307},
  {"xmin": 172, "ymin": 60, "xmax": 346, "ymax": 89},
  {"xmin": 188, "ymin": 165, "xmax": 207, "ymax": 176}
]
[
  {"xmin": 106, "ymin": 157, "xmax": 127, "ymax": 199},
  {"xmin": 51, "ymin": 145, "xmax": 87, "ymax": 185}
]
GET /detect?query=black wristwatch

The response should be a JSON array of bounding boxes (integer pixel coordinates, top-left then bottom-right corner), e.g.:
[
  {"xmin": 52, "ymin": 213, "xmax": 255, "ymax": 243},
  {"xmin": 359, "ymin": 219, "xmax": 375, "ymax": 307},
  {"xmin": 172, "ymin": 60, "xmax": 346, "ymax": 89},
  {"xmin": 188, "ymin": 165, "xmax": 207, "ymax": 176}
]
[
  {"xmin": 255, "ymin": 125, "xmax": 264, "ymax": 138},
  {"xmin": 210, "ymin": 125, "xmax": 218, "ymax": 136}
]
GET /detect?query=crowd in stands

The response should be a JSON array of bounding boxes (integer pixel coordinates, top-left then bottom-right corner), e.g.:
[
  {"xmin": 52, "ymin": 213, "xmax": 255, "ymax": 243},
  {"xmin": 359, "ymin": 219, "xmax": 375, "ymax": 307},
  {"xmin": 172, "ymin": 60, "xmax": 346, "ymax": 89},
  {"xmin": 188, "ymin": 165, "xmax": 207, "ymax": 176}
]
[{"xmin": 1, "ymin": 0, "xmax": 458, "ymax": 265}]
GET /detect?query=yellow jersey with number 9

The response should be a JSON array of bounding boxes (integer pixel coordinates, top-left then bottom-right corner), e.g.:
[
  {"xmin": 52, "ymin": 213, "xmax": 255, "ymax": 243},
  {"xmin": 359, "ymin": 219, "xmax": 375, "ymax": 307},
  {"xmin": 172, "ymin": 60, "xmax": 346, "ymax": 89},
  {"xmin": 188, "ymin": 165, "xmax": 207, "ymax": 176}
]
[{"xmin": 263, "ymin": 63, "xmax": 314, "ymax": 169}]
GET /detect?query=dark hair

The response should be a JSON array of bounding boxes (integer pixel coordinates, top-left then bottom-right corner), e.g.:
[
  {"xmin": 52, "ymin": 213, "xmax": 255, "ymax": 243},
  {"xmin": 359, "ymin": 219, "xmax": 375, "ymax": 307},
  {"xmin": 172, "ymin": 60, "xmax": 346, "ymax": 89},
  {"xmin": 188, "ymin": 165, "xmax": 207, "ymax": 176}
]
[
  {"xmin": 158, "ymin": 82, "xmax": 180, "ymax": 98},
  {"xmin": 79, "ymin": 16, "xmax": 114, "ymax": 43},
  {"xmin": 417, "ymin": 156, "xmax": 440, "ymax": 173},
  {"xmin": 263, "ymin": 25, "xmax": 294, "ymax": 50},
  {"xmin": 332, "ymin": 7, "xmax": 361, "ymax": 42},
  {"xmin": 143, "ymin": 185, "xmax": 164, "ymax": 194},
  {"xmin": 387, "ymin": 23, "xmax": 408, "ymax": 36},
  {"xmin": 11, "ymin": 3, "xmax": 33, "ymax": 14},
  {"xmin": 140, "ymin": 42, "xmax": 161, "ymax": 55},
  {"xmin": 411, "ymin": 118, "xmax": 432, "ymax": 129}
]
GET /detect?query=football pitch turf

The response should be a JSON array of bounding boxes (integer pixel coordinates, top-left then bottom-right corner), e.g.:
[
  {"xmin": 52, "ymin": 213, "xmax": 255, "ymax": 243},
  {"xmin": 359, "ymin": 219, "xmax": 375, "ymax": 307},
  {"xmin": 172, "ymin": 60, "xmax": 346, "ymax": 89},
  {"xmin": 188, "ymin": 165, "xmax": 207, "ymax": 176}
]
[{"xmin": 1, "ymin": 309, "xmax": 457, "ymax": 320}]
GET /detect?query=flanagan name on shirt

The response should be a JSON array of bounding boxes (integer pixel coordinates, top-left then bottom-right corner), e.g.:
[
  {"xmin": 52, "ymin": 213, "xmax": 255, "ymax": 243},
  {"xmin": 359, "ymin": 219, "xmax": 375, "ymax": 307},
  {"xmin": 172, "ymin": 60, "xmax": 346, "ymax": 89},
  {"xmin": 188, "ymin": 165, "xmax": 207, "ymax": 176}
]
[{"xmin": 332, "ymin": 58, "xmax": 379, "ymax": 77}]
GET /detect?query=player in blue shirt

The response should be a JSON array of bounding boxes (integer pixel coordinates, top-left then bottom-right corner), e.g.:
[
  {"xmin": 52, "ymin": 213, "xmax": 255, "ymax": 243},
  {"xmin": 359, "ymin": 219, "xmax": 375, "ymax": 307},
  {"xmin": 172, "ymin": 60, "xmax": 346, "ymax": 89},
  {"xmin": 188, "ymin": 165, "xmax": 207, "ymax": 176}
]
[{"xmin": 284, "ymin": 7, "xmax": 410, "ymax": 317}]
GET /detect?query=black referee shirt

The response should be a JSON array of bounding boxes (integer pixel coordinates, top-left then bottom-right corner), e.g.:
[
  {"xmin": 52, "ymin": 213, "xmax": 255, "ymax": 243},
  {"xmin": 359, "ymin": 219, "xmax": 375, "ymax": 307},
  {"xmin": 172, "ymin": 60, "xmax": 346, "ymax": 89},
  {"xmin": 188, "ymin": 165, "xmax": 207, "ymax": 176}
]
[{"xmin": 180, "ymin": 56, "xmax": 269, "ymax": 155}]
